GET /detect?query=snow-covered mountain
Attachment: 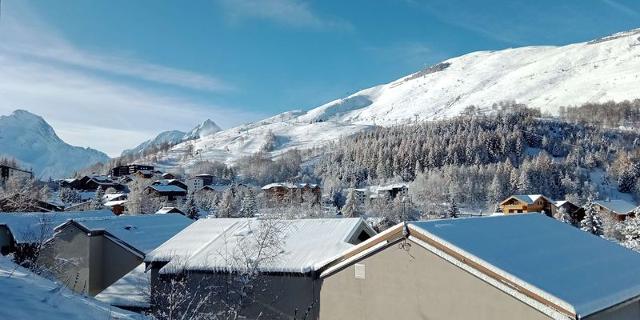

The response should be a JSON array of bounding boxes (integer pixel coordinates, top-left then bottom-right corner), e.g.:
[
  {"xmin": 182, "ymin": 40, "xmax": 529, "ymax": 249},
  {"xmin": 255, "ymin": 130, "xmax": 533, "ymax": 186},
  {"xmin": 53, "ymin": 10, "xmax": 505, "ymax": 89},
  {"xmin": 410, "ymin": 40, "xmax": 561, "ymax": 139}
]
[
  {"xmin": 0, "ymin": 110, "xmax": 109, "ymax": 178},
  {"xmin": 183, "ymin": 119, "xmax": 222, "ymax": 140},
  {"xmin": 121, "ymin": 130, "xmax": 186, "ymax": 157},
  {"xmin": 136, "ymin": 28, "xmax": 640, "ymax": 170},
  {"xmin": 122, "ymin": 119, "xmax": 221, "ymax": 157}
]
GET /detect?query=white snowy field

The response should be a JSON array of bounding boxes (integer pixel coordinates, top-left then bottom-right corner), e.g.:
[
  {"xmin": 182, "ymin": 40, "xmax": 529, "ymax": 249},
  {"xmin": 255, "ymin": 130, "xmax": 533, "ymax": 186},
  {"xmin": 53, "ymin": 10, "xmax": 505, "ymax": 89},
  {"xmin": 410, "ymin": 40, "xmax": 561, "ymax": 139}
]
[{"xmin": 0, "ymin": 257, "xmax": 146, "ymax": 320}]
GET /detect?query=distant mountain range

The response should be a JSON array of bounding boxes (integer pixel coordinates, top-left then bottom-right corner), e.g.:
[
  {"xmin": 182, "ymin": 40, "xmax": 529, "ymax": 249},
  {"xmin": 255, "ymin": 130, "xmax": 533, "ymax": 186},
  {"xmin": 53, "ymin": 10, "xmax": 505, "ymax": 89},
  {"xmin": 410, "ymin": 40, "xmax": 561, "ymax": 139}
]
[
  {"xmin": 136, "ymin": 28, "xmax": 640, "ymax": 171},
  {"xmin": 0, "ymin": 110, "xmax": 109, "ymax": 179},
  {"xmin": 6, "ymin": 28, "xmax": 640, "ymax": 176},
  {"xmin": 121, "ymin": 119, "xmax": 221, "ymax": 157}
]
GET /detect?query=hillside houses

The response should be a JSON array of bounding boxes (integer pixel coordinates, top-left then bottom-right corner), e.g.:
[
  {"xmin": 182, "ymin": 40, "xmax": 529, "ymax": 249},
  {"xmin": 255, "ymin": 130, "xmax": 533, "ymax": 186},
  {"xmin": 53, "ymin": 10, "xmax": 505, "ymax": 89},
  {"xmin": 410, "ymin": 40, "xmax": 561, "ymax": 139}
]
[
  {"xmin": 110, "ymin": 164, "xmax": 155, "ymax": 177},
  {"xmin": 499, "ymin": 194, "xmax": 555, "ymax": 215},
  {"xmin": 352, "ymin": 183, "xmax": 409, "ymax": 207},
  {"xmin": 595, "ymin": 199, "xmax": 638, "ymax": 221},
  {"xmin": 38, "ymin": 214, "xmax": 192, "ymax": 296},
  {"xmin": 60, "ymin": 175, "xmax": 124, "ymax": 192},
  {"xmin": 261, "ymin": 182, "xmax": 321, "ymax": 206},
  {"xmin": 0, "ymin": 164, "xmax": 32, "ymax": 183},
  {"xmin": 144, "ymin": 184, "xmax": 187, "ymax": 203}
]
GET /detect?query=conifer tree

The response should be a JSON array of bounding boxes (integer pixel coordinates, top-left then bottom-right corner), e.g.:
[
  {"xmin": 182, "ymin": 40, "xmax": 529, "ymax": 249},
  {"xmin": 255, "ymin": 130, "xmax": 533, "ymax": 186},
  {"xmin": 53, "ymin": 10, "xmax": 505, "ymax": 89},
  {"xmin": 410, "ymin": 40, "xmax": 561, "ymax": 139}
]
[
  {"xmin": 580, "ymin": 199, "xmax": 604, "ymax": 236},
  {"xmin": 342, "ymin": 189, "xmax": 360, "ymax": 218},
  {"xmin": 91, "ymin": 186, "xmax": 105, "ymax": 210}
]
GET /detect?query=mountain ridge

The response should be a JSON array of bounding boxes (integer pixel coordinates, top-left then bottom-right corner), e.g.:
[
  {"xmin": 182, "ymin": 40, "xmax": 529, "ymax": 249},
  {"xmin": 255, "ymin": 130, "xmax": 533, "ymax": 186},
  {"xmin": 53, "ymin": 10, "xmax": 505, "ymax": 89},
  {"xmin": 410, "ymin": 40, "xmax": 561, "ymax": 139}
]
[
  {"xmin": 0, "ymin": 110, "xmax": 110, "ymax": 178},
  {"xmin": 133, "ymin": 27, "xmax": 640, "ymax": 172}
]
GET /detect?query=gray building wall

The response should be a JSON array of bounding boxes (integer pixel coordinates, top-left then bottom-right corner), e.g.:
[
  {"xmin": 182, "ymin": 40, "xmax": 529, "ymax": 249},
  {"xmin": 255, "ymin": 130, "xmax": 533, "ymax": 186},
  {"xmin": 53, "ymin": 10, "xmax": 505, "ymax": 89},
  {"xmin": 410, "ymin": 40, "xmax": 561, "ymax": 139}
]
[
  {"xmin": 152, "ymin": 271, "xmax": 319, "ymax": 320},
  {"xmin": 0, "ymin": 226, "xmax": 13, "ymax": 254},
  {"xmin": 39, "ymin": 224, "xmax": 92, "ymax": 294},
  {"xmin": 318, "ymin": 240, "xmax": 554, "ymax": 320},
  {"xmin": 586, "ymin": 300, "xmax": 640, "ymax": 320},
  {"xmin": 40, "ymin": 224, "xmax": 143, "ymax": 296}
]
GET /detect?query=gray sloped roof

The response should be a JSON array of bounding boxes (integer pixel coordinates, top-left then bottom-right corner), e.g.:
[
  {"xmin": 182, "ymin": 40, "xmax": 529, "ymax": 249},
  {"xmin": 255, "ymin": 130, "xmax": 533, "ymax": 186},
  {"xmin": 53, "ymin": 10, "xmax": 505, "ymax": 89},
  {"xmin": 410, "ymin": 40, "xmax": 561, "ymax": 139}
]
[
  {"xmin": 0, "ymin": 210, "xmax": 113, "ymax": 244},
  {"xmin": 409, "ymin": 214, "xmax": 640, "ymax": 318},
  {"xmin": 70, "ymin": 214, "xmax": 193, "ymax": 254},
  {"xmin": 595, "ymin": 199, "xmax": 638, "ymax": 215}
]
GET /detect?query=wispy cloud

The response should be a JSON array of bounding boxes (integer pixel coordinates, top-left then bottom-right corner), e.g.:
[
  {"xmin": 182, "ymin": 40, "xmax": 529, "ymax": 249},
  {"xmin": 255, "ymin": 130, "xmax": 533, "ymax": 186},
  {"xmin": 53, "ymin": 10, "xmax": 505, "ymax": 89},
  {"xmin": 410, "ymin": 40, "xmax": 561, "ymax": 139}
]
[
  {"xmin": 1, "ymin": 1, "xmax": 232, "ymax": 92},
  {"xmin": 0, "ymin": 1, "xmax": 264, "ymax": 156},
  {"xmin": 217, "ymin": 0, "xmax": 352, "ymax": 31},
  {"xmin": 602, "ymin": 0, "xmax": 640, "ymax": 17}
]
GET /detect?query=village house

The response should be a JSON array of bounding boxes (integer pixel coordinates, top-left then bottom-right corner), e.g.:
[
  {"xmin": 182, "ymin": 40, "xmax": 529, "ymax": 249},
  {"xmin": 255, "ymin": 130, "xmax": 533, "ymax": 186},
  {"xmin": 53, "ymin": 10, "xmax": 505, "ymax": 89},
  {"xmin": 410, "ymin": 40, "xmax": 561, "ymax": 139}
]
[
  {"xmin": 60, "ymin": 175, "xmax": 124, "ymax": 192},
  {"xmin": 155, "ymin": 206, "xmax": 185, "ymax": 215},
  {"xmin": 144, "ymin": 217, "xmax": 376, "ymax": 319},
  {"xmin": 552, "ymin": 200, "xmax": 585, "ymax": 223},
  {"xmin": 110, "ymin": 164, "xmax": 155, "ymax": 177},
  {"xmin": 499, "ymin": 194, "xmax": 554, "ymax": 215},
  {"xmin": 352, "ymin": 183, "xmax": 409, "ymax": 207},
  {"xmin": 0, "ymin": 195, "xmax": 64, "ymax": 213},
  {"xmin": 318, "ymin": 214, "xmax": 640, "ymax": 320},
  {"xmin": 161, "ymin": 172, "xmax": 176, "ymax": 180},
  {"xmin": 38, "ymin": 214, "xmax": 192, "ymax": 296},
  {"xmin": 594, "ymin": 199, "xmax": 638, "ymax": 221},
  {"xmin": 185, "ymin": 173, "xmax": 231, "ymax": 191},
  {"xmin": 0, "ymin": 164, "xmax": 32, "ymax": 183},
  {"xmin": 261, "ymin": 182, "xmax": 321, "ymax": 206},
  {"xmin": 0, "ymin": 210, "xmax": 113, "ymax": 258},
  {"xmin": 144, "ymin": 184, "xmax": 187, "ymax": 203},
  {"xmin": 152, "ymin": 179, "xmax": 189, "ymax": 192},
  {"xmin": 104, "ymin": 200, "xmax": 127, "ymax": 215}
]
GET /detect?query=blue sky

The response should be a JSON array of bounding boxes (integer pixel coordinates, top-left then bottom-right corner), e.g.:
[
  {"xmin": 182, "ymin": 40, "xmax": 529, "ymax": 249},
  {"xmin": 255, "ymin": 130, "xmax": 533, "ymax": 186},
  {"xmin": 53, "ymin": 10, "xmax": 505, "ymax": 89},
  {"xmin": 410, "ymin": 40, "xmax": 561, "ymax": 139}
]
[{"xmin": 1, "ymin": 0, "xmax": 639, "ymax": 156}]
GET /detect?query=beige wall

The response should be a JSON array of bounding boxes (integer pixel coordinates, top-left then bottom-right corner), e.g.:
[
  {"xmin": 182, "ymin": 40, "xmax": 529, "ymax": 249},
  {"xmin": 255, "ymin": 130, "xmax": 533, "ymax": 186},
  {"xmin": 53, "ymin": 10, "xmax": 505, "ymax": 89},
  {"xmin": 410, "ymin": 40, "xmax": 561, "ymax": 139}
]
[{"xmin": 318, "ymin": 240, "xmax": 554, "ymax": 320}]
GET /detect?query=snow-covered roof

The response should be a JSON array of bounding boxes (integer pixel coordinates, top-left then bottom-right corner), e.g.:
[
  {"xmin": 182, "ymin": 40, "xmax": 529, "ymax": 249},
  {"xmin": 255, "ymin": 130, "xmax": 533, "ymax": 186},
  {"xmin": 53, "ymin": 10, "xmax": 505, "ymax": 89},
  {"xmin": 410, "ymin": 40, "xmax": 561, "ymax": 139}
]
[
  {"xmin": 145, "ymin": 218, "xmax": 239, "ymax": 263},
  {"xmin": 95, "ymin": 263, "xmax": 149, "ymax": 309},
  {"xmin": 156, "ymin": 207, "xmax": 184, "ymax": 214},
  {"xmin": 595, "ymin": 199, "xmax": 638, "ymax": 215},
  {"xmin": 0, "ymin": 210, "xmax": 113, "ymax": 244},
  {"xmin": 65, "ymin": 214, "xmax": 193, "ymax": 254},
  {"xmin": 504, "ymin": 194, "xmax": 549, "ymax": 205},
  {"xmin": 409, "ymin": 214, "xmax": 640, "ymax": 318},
  {"xmin": 157, "ymin": 218, "xmax": 371, "ymax": 274},
  {"xmin": 104, "ymin": 200, "xmax": 128, "ymax": 207},
  {"xmin": 261, "ymin": 182, "xmax": 319, "ymax": 190},
  {"xmin": 377, "ymin": 183, "xmax": 408, "ymax": 191},
  {"xmin": 0, "ymin": 257, "xmax": 140, "ymax": 319},
  {"xmin": 147, "ymin": 185, "xmax": 186, "ymax": 193},
  {"xmin": 104, "ymin": 193, "xmax": 126, "ymax": 201},
  {"xmin": 554, "ymin": 200, "xmax": 568, "ymax": 207}
]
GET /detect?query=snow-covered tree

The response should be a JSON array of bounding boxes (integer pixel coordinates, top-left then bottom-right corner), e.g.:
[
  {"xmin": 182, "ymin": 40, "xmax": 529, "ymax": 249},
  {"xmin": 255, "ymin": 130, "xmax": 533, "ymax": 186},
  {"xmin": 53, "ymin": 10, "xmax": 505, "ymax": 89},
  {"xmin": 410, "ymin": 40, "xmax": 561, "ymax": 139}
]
[
  {"xmin": 442, "ymin": 197, "xmax": 460, "ymax": 219},
  {"xmin": 580, "ymin": 200, "xmax": 604, "ymax": 236},
  {"xmin": 342, "ymin": 189, "xmax": 360, "ymax": 218},
  {"xmin": 217, "ymin": 188, "xmax": 236, "ymax": 218},
  {"xmin": 90, "ymin": 186, "xmax": 105, "ymax": 210},
  {"xmin": 239, "ymin": 190, "xmax": 258, "ymax": 218},
  {"xmin": 616, "ymin": 208, "xmax": 640, "ymax": 252},
  {"xmin": 182, "ymin": 193, "xmax": 200, "ymax": 220},
  {"xmin": 59, "ymin": 187, "xmax": 81, "ymax": 205},
  {"xmin": 555, "ymin": 206, "xmax": 575, "ymax": 226}
]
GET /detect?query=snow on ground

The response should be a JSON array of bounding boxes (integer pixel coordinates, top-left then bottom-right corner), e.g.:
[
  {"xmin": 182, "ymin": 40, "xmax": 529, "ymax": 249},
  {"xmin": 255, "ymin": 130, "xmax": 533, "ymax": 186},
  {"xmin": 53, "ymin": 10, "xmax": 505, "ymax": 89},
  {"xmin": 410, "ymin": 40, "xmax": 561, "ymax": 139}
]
[
  {"xmin": 0, "ymin": 256, "xmax": 145, "ymax": 320},
  {"xmin": 135, "ymin": 28, "xmax": 640, "ymax": 172}
]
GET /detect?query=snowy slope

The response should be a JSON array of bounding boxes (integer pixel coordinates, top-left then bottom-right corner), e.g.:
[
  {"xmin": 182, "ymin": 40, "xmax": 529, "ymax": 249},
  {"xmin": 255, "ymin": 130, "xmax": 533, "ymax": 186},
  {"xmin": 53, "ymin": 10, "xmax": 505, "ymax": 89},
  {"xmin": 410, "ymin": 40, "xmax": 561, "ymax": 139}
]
[
  {"xmin": 0, "ymin": 110, "xmax": 109, "ymax": 179},
  {"xmin": 0, "ymin": 257, "xmax": 143, "ymax": 320},
  {"xmin": 143, "ymin": 28, "xmax": 640, "ymax": 169}
]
